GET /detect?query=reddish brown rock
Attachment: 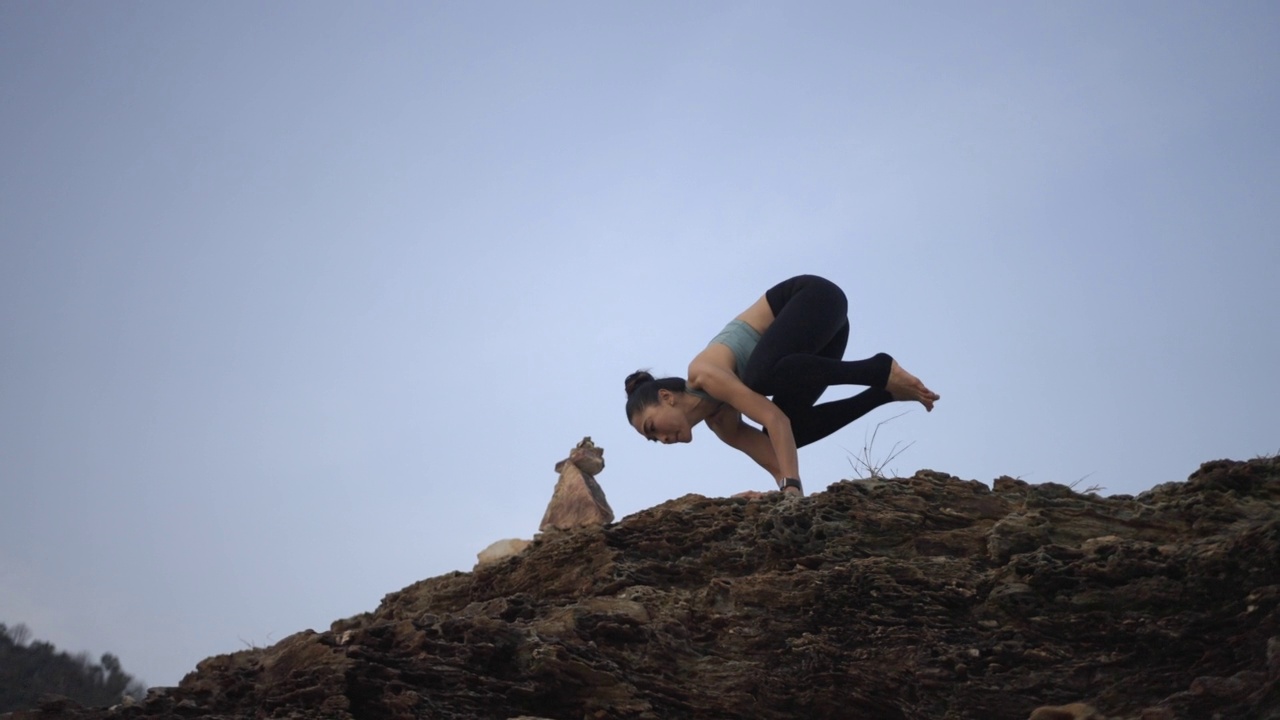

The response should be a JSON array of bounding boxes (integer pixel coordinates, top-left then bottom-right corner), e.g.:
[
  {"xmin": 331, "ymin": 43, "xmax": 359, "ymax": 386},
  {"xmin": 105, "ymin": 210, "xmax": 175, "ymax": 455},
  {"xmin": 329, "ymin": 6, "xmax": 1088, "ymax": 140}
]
[
  {"xmin": 1028, "ymin": 702, "xmax": 1104, "ymax": 720},
  {"xmin": 6, "ymin": 456, "xmax": 1279, "ymax": 720},
  {"xmin": 540, "ymin": 437, "xmax": 613, "ymax": 531}
]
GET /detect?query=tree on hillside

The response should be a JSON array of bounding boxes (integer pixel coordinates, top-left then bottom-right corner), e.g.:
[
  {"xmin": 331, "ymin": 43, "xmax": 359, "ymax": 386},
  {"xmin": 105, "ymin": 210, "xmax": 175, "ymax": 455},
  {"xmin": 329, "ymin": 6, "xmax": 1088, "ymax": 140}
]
[{"xmin": 0, "ymin": 623, "xmax": 146, "ymax": 712}]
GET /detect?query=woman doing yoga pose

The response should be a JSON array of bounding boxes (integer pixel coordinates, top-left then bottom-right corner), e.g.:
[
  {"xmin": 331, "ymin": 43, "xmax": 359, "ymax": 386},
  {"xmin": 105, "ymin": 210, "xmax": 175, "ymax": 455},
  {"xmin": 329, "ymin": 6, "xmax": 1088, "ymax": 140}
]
[{"xmin": 624, "ymin": 275, "xmax": 939, "ymax": 498}]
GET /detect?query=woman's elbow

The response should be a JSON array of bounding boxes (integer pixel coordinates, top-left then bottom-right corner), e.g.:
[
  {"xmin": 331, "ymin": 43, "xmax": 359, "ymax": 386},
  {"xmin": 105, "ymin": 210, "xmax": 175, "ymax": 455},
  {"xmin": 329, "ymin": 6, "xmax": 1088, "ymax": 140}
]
[{"xmin": 765, "ymin": 411, "xmax": 792, "ymax": 436}]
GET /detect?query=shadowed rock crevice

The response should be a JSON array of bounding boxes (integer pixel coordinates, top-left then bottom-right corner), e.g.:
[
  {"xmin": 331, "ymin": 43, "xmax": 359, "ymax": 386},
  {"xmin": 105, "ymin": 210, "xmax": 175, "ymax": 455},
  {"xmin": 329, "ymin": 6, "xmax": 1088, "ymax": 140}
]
[{"xmin": 7, "ymin": 456, "xmax": 1278, "ymax": 720}]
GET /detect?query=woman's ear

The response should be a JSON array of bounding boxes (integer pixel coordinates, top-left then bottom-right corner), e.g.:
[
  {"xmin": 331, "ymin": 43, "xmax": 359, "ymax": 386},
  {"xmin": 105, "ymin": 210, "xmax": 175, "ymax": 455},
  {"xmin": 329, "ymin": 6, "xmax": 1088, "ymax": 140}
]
[{"xmin": 657, "ymin": 388, "xmax": 675, "ymax": 405}]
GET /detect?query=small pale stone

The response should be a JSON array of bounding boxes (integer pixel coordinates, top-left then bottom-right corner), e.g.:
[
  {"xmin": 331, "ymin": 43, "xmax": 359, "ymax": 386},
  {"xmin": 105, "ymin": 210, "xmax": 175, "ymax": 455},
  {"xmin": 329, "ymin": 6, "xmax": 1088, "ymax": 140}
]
[{"xmin": 477, "ymin": 538, "xmax": 532, "ymax": 567}]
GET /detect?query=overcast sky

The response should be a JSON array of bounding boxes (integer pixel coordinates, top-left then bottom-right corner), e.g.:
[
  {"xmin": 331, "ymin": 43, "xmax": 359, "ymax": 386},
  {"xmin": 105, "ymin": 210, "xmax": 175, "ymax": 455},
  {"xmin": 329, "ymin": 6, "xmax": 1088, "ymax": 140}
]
[{"xmin": 2, "ymin": 1, "xmax": 1277, "ymax": 689}]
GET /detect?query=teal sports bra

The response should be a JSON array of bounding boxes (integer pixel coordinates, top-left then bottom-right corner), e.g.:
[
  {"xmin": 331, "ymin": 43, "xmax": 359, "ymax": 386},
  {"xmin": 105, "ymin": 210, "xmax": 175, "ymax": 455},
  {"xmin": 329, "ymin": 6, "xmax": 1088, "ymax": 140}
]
[{"xmin": 687, "ymin": 319, "xmax": 761, "ymax": 401}]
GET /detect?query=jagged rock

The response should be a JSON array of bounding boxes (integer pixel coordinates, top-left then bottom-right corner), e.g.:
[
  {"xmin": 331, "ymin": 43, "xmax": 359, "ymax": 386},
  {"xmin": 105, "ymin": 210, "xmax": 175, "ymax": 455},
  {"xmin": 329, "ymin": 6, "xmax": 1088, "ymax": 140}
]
[
  {"xmin": 540, "ymin": 436, "xmax": 613, "ymax": 531},
  {"xmin": 476, "ymin": 538, "xmax": 532, "ymax": 567},
  {"xmin": 7, "ymin": 456, "xmax": 1279, "ymax": 720}
]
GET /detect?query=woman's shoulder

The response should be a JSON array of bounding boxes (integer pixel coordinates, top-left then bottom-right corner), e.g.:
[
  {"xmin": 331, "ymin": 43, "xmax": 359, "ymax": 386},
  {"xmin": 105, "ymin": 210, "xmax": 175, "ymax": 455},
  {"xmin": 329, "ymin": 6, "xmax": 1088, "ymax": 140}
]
[{"xmin": 689, "ymin": 342, "xmax": 737, "ymax": 379}]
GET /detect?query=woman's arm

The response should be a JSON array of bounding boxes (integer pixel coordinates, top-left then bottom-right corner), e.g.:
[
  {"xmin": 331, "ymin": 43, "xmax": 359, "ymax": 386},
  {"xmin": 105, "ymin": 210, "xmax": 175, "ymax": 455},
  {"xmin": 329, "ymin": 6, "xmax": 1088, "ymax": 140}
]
[
  {"xmin": 706, "ymin": 409, "xmax": 782, "ymax": 479},
  {"xmin": 689, "ymin": 361, "xmax": 801, "ymax": 492}
]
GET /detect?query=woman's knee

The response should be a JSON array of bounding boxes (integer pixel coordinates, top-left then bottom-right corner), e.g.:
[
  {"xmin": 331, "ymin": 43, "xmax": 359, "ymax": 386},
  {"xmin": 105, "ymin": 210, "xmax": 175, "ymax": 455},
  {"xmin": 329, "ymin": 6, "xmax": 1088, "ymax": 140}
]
[
  {"xmin": 767, "ymin": 274, "xmax": 846, "ymax": 316},
  {"xmin": 795, "ymin": 275, "xmax": 846, "ymax": 314},
  {"xmin": 813, "ymin": 277, "xmax": 847, "ymax": 315}
]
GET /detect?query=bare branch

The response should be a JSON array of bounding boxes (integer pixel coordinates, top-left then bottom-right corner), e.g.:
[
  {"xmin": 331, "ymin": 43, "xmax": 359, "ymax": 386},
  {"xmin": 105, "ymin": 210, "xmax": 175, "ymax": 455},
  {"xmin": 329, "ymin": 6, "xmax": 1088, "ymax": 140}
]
[{"xmin": 843, "ymin": 410, "xmax": 914, "ymax": 480}]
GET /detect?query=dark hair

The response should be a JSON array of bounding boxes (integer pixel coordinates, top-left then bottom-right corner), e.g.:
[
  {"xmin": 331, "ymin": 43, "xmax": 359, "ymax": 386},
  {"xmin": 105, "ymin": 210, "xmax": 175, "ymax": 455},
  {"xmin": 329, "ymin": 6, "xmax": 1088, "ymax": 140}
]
[{"xmin": 624, "ymin": 369, "xmax": 687, "ymax": 420}]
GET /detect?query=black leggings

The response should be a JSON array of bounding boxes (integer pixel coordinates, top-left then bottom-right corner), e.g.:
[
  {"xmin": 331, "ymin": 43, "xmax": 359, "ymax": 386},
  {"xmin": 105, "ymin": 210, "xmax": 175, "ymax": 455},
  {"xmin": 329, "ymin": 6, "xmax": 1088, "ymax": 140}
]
[{"xmin": 740, "ymin": 275, "xmax": 893, "ymax": 448}]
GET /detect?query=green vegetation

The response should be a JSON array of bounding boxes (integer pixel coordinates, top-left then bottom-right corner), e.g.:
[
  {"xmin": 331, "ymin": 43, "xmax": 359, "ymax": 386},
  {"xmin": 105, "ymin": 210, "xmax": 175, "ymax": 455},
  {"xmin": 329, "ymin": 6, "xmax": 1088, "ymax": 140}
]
[{"xmin": 0, "ymin": 623, "xmax": 145, "ymax": 712}]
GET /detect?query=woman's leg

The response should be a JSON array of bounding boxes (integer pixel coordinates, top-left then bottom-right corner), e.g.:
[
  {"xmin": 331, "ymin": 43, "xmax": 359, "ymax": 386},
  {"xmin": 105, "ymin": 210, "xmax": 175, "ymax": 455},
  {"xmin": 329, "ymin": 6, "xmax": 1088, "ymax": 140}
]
[
  {"xmin": 743, "ymin": 275, "xmax": 895, "ymax": 448},
  {"xmin": 785, "ymin": 388, "xmax": 894, "ymax": 447},
  {"xmin": 765, "ymin": 318, "xmax": 894, "ymax": 448},
  {"xmin": 741, "ymin": 275, "xmax": 892, "ymax": 398},
  {"xmin": 769, "ymin": 317, "xmax": 849, "ymax": 412}
]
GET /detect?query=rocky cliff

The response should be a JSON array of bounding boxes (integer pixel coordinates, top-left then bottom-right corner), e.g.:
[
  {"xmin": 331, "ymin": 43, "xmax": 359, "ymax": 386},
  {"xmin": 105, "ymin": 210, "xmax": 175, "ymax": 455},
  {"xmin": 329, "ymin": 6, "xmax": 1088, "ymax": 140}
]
[{"xmin": 10, "ymin": 457, "xmax": 1279, "ymax": 720}]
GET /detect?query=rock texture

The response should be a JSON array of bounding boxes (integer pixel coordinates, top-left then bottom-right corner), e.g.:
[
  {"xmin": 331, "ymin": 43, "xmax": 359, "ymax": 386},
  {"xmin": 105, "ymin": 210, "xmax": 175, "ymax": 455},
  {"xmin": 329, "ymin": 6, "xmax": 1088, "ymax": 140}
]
[
  {"xmin": 8, "ymin": 456, "xmax": 1279, "ymax": 720},
  {"xmin": 540, "ymin": 437, "xmax": 614, "ymax": 532}
]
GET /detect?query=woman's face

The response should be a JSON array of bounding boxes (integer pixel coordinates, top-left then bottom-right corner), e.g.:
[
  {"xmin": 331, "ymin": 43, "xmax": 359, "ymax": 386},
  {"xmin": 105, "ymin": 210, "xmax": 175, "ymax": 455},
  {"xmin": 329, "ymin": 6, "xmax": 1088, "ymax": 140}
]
[{"xmin": 631, "ymin": 391, "xmax": 692, "ymax": 444}]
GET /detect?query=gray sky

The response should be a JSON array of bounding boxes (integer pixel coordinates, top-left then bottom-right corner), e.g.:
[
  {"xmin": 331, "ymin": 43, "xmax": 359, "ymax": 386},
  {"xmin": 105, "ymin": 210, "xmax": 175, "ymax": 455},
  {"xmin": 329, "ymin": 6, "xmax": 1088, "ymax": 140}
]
[{"xmin": 2, "ymin": 1, "xmax": 1276, "ymax": 689}]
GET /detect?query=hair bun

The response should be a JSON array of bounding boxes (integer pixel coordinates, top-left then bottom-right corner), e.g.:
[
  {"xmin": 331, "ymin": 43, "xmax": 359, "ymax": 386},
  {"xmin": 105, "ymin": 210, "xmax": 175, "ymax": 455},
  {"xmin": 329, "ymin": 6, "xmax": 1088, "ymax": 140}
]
[{"xmin": 624, "ymin": 370, "xmax": 655, "ymax": 396}]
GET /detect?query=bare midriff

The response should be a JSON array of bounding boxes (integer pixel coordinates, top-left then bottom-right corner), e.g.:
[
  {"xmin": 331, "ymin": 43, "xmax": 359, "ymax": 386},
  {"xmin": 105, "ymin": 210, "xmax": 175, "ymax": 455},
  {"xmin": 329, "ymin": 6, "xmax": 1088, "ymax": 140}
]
[{"xmin": 734, "ymin": 295, "xmax": 775, "ymax": 336}]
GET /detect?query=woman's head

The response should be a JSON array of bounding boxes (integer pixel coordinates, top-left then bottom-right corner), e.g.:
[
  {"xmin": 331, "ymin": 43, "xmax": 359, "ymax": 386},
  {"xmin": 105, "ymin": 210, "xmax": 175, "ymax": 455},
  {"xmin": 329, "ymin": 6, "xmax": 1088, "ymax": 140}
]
[{"xmin": 624, "ymin": 370, "xmax": 694, "ymax": 444}]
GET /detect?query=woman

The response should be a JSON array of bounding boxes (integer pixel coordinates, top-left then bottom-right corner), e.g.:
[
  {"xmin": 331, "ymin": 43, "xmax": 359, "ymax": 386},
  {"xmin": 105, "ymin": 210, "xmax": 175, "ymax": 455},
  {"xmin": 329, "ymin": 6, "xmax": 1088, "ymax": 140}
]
[{"xmin": 624, "ymin": 275, "xmax": 939, "ymax": 498}]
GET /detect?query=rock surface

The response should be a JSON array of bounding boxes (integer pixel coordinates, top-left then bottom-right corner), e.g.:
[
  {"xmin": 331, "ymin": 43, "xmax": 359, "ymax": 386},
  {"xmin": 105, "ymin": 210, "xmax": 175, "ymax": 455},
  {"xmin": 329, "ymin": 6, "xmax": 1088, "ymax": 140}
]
[
  {"xmin": 540, "ymin": 437, "xmax": 614, "ymax": 532},
  {"xmin": 7, "ymin": 456, "xmax": 1278, "ymax": 720}
]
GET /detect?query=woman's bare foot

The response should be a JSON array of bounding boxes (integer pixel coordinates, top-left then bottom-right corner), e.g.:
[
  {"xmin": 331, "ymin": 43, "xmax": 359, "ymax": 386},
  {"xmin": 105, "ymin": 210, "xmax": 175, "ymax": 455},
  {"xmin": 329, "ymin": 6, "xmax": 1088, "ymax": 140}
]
[{"xmin": 885, "ymin": 359, "xmax": 940, "ymax": 411}]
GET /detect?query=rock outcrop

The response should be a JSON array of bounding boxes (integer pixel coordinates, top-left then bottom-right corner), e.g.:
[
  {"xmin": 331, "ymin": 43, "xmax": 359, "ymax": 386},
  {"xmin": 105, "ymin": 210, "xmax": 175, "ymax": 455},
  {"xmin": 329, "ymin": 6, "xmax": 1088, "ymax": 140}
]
[
  {"xmin": 476, "ymin": 438, "xmax": 615, "ymax": 570},
  {"xmin": 8, "ymin": 456, "xmax": 1278, "ymax": 720},
  {"xmin": 539, "ymin": 437, "xmax": 613, "ymax": 532}
]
